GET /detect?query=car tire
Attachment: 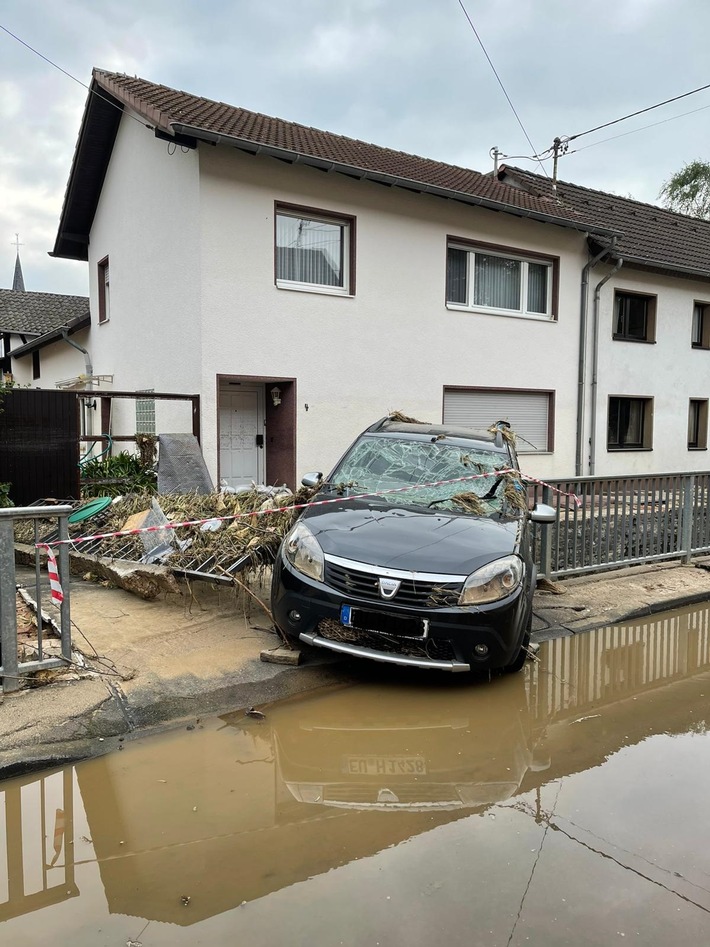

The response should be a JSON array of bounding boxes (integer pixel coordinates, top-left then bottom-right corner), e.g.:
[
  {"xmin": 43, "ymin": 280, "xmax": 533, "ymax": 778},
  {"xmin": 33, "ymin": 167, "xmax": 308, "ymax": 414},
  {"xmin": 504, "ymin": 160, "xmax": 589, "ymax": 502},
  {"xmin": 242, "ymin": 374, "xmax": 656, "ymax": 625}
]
[{"xmin": 503, "ymin": 631, "xmax": 530, "ymax": 674}]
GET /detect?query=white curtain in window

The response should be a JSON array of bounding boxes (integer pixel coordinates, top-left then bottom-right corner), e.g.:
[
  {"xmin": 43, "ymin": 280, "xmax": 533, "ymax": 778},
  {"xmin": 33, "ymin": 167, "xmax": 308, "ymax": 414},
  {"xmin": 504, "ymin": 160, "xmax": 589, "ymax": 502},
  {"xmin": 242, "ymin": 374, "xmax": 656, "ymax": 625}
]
[
  {"xmin": 527, "ymin": 263, "xmax": 548, "ymax": 314},
  {"xmin": 474, "ymin": 254, "xmax": 521, "ymax": 310},
  {"xmin": 276, "ymin": 216, "xmax": 343, "ymax": 286}
]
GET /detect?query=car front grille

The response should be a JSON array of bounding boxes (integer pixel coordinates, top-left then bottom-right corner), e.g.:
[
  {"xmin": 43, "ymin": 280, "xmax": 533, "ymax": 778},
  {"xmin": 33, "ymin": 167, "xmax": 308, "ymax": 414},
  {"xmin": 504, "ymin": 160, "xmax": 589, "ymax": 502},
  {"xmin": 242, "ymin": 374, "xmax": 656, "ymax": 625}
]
[
  {"xmin": 317, "ymin": 619, "xmax": 456, "ymax": 661},
  {"xmin": 324, "ymin": 561, "xmax": 462, "ymax": 608},
  {"xmin": 323, "ymin": 783, "xmax": 461, "ymax": 806}
]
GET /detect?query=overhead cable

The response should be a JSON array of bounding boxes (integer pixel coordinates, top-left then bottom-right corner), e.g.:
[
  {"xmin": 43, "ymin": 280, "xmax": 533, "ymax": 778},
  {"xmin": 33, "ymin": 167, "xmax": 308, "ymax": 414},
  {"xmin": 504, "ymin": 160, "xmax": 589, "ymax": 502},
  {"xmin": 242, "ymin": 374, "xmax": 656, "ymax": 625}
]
[{"xmin": 456, "ymin": 0, "xmax": 549, "ymax": 178}]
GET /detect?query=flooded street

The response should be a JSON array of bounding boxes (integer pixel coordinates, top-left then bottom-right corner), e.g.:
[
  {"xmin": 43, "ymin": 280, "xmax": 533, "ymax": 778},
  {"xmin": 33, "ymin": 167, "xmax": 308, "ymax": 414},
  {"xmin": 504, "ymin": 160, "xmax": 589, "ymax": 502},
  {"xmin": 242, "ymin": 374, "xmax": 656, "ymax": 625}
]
[{"xmin": 2, "ymin": 606, "xmax": 710, "ymax": 946}]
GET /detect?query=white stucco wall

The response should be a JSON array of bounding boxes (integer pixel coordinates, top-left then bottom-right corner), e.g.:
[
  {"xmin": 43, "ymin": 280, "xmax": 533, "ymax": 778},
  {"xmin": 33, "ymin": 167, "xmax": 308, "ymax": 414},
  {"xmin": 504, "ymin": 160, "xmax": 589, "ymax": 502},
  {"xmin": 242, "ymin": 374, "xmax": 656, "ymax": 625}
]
[
  {"xmin": 87, "ymin": 112, "xmax": 201, "ymax": 444},
  {"xmin": 197, "ymin": 146, "xmax": 588, "ymax": 483},
  {"xmin": 11, "ymin": 327, "xmax": 91, "ymax": 388},
  {"xmin": 588, "ymin": 267, "xmax": 710, "ymax": 476}
]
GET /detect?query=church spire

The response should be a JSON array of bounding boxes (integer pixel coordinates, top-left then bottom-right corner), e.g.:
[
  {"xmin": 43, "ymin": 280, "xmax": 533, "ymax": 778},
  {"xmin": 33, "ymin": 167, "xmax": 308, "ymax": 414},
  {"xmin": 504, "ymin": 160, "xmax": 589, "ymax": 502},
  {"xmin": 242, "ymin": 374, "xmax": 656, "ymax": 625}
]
[{"xmin": 12, "ymin": 234, "xmax": 25, "ymax": 292}]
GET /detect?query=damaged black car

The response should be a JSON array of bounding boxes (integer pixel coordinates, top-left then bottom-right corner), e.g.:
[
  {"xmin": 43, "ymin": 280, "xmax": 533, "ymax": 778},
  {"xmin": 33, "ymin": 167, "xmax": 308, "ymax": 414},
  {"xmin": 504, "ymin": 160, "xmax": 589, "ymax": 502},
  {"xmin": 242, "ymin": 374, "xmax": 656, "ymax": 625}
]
[{"xmin": 271, "ymin": 416, "xmax": 556, "ymax": 674}]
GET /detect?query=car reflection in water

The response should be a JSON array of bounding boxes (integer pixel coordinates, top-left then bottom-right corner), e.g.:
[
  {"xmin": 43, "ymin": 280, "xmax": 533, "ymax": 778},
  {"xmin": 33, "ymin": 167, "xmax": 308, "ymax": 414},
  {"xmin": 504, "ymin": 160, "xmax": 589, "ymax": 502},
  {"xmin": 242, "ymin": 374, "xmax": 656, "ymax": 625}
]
[{"xmin": 265, "ymin": 671, "xmax": 550, "ymax": 813}]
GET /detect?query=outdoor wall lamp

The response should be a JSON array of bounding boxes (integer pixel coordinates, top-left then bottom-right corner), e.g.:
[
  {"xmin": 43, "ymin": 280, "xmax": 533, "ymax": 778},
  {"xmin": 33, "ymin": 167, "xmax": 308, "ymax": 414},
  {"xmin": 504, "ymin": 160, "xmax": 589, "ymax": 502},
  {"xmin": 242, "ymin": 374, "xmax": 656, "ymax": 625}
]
[{"xmin": 271, "ymin": 386, "xmax": 282, "ymax": 407}]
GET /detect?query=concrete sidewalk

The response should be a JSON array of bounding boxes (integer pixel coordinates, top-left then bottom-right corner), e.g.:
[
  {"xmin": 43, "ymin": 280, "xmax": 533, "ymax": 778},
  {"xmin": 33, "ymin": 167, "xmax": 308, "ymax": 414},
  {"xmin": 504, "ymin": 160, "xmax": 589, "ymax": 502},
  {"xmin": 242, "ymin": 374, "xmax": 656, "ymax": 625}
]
[{"xmin": 2, "ymin": 558, "xmax": 710, "ymax": 777}]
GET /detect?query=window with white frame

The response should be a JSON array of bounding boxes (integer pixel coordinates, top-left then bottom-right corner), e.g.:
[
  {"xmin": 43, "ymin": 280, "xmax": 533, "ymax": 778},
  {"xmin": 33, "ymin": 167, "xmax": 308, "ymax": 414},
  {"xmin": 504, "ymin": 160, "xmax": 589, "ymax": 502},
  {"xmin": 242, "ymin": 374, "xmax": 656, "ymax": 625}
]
[
  {"xmin": 275, "ymin": 204, "xmax": 353, "ymax": 295},
  {"xmin": 446, "ymin": 241, "xmax": 555, "ymax": 318},
  {"xmin": 443, "ymin": 387, "xmax": 554, "ymax": 452}
]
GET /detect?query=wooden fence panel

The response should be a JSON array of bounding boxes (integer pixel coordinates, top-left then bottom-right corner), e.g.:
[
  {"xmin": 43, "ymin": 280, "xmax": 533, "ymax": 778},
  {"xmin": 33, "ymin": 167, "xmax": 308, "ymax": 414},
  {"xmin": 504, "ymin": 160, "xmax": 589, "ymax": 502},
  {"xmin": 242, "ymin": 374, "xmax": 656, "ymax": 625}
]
[{"xmin": 0, "ymin": 389, "xmax": 80, "ymax": 504}]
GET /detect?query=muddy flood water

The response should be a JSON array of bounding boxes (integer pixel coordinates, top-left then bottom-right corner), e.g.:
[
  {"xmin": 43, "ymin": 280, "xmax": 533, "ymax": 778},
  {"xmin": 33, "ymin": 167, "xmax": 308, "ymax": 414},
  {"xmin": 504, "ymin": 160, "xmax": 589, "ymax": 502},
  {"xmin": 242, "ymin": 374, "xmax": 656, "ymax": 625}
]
[{"xmin": 2, "ymin": 605, "xmax": 710, "ymax": 946}]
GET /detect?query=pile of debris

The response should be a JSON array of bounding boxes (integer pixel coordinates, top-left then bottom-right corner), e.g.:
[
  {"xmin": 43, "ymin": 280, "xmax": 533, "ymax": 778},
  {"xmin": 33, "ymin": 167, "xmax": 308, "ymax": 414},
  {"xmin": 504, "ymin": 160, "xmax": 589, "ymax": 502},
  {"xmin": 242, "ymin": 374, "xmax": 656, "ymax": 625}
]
[{"xmin": 14, "ymin": 486, "xmax": 315, "ymax": 594}]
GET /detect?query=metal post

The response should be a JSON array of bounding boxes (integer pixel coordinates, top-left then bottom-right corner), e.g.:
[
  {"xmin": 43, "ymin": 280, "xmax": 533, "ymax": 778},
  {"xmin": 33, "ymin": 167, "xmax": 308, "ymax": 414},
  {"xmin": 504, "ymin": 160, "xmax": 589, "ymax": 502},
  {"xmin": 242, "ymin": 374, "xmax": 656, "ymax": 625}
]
[
  {"xmin": 57, "ymin": 515, "xmax": 72, "ymax": 660},
  {"xmin": 681, "ymin": 474, "xmax": 695, "ymax": 563},
  {"xmin": 0, "ymin": 514, "xmax": 19, "ymax": 693},
  {"xmin": 540, "ymin": 485, "xmax": 553, "ymax": 579}
]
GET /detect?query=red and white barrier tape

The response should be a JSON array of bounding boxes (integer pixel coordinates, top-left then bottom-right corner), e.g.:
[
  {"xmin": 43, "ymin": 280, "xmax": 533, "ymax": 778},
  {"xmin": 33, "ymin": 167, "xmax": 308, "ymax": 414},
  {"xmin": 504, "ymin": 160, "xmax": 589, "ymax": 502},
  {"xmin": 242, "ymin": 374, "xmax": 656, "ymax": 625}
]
[
  {"xmin": 36, "ymin": 469, "xmax": 580, "ymax": 551},
  {"xmin": 46, "ymin": 546, "xmax": 65, "ymax": 605}
]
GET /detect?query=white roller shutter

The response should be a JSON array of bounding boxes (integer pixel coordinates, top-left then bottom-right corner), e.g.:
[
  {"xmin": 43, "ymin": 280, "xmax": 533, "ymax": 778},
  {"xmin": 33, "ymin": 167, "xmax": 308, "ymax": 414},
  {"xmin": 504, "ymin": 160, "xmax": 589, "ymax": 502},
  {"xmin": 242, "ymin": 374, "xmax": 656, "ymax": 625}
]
[{"xmin": 443, "ymin": 388, "xmax": 550, "ymax": 452}]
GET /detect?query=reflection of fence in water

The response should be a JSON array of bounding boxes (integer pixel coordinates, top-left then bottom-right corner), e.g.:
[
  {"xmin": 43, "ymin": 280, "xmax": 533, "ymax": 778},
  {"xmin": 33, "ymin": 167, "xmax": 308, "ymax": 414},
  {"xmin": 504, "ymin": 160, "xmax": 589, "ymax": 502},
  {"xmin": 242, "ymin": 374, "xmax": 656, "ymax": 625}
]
[
  {"xmin": 532, "ymin": 604, "xmax": 710, "ymax": 724},
  {"xmin": 0, "ymin": 768, "xmax": 77, "ymax": 923}
]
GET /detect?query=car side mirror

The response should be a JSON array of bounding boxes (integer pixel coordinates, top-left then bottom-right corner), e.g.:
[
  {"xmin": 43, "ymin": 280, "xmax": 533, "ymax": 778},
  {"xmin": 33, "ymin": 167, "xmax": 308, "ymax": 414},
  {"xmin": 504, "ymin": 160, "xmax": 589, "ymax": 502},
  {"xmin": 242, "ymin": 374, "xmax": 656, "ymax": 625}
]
[
  {"xmin": 529, "ymin": 503, "xmax": 556, "ymax": 524},
  {"xmin": 301, "ymin": 472, "xmax": 323, "ymax": 489}
]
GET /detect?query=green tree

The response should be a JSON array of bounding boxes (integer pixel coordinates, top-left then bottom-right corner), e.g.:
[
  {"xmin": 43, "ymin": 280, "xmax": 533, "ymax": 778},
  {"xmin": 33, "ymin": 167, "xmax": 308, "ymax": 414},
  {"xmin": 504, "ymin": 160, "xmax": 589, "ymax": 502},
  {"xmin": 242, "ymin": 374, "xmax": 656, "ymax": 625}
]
[{"xmin": 659, "ymin": 160, "xmax": 710, "ymax": 219}]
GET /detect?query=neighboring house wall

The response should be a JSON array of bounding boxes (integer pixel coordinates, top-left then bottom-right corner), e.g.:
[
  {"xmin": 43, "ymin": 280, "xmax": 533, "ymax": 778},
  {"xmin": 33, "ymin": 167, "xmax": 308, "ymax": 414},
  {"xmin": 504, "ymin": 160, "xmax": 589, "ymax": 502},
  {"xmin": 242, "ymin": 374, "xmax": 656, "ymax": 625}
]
[
  {"xmin": 11, "ymin": 328, "xmax": 92, "ymax": 388},
  {"xmin": 589, "ymin": 267, "xmax": 710, "ymax": 476},
  {"xmin": 87, "ymin": 112, "xmax": 201, "ymax": 442},
  {"xmin": 198, "ymin": 145, "xmax": 587, "ymax": 482}
]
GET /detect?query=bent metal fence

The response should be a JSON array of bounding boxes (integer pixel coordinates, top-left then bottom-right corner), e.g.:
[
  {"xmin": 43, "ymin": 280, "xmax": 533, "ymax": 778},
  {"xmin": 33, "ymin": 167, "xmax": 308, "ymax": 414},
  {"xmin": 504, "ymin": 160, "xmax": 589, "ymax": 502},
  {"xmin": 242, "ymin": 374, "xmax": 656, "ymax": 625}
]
[
  {"xmin": 0, "ymin": 506, "xmax": 72, "ymax": 694},
  {"xmin": 531, "ymin": 472, "xmax": 710, "ymax": 579}
]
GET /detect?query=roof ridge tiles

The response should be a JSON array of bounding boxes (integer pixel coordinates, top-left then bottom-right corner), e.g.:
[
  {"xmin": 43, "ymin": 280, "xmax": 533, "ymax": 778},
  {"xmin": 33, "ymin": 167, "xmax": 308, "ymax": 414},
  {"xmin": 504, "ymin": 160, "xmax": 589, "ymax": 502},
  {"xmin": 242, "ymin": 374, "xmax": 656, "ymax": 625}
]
[{"xmin": 504, "ymin": 164, "xmax": 710, "ymax": 229}]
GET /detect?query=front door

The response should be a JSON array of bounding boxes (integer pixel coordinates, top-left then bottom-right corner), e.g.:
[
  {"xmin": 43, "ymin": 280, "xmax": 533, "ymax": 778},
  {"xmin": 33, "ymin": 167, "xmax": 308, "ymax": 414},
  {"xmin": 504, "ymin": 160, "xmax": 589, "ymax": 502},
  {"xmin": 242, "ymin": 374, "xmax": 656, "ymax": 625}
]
[{"xmin": 219, "ymin": 387, "xmax": 265, "ymax": 488}]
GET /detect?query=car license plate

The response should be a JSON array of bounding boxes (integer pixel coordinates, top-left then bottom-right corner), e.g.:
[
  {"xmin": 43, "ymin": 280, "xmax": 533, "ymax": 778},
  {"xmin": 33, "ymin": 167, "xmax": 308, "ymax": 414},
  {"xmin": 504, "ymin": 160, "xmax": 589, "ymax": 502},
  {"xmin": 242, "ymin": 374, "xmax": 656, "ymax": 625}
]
[
  {"xmin": 343, "ymin": 755, "xmax": 427, "ymax": 776},
  {"xmin": 340, "ymin": 604, "xmax": 426, "ymax": 638}
]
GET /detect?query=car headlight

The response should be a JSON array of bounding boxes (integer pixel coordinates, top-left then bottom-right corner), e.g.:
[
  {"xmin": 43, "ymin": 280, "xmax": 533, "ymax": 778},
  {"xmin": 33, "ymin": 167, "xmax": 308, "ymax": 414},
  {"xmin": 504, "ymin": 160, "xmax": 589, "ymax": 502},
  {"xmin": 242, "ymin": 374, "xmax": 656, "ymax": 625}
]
[
  {"xmin": 459, "ymin": 555, "xmax": 524, "ymax": 605},
  {"xmin": 283, "ymin": 521, "xmax": 324, "ymax": 582}
]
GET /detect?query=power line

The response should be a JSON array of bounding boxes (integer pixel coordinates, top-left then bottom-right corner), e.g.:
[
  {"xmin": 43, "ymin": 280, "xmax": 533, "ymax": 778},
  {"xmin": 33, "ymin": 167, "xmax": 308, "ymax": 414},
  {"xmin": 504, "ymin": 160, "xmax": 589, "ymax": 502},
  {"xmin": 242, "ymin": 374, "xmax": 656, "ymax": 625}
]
[
  {"xmin": 568, "ymin": 100, "xmax": 710, "ymax": 155},
  {"xmin": 0, "ymin": 23, "xmax": 154, "ymax": 132},
  {"xmin": 456, "ymin": 0, "xmax": 549, "ymax": 178},
  {"xmin": 565, "ymin": 81, "xmax": 710, "ymax": 144}
]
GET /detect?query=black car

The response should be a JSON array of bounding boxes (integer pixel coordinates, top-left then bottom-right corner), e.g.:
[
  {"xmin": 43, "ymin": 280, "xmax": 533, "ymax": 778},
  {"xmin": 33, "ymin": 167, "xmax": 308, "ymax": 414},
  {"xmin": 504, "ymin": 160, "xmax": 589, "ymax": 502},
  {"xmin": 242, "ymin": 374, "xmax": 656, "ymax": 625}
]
[{"xmin": 271, "ymin": 416, "xmax": 556, "ymax": 674}]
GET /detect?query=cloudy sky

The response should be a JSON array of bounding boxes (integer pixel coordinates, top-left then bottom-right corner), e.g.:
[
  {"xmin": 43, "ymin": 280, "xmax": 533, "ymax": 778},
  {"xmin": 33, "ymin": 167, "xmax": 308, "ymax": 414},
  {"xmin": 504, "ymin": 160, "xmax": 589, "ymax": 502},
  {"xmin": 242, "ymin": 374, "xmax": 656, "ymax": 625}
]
[{"xmin": 2, "ymin": 0, "xmax": 710, "ymax": 295}]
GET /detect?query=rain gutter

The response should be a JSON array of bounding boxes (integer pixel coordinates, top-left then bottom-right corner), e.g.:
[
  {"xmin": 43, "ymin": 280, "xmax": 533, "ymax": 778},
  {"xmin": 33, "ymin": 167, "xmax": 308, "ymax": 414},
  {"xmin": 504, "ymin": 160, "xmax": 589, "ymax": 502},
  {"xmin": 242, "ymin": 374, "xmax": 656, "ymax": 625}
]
[
  {"xmin": 589, "ymin": 258, "xmax": 624, "ymax": 475},
  {"xmin": 171, "ymin": 123, "xmax": 619, "ymax": 237},
  {"xmin": 60, "ymin": 329, "xmax": 93, "ymax": 380},
  {"xmin": 575, "ymin": 239, "xmax": 618, "ymax": 476}
]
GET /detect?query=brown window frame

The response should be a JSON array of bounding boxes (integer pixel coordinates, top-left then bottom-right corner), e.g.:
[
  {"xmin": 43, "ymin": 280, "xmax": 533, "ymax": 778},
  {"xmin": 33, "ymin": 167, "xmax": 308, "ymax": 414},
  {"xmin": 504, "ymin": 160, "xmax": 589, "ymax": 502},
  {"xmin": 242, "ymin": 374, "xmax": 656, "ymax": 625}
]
[
  {"xmin": 442, "ymin": 385, "xmax": 555, "ymax": 453},
  {"xmin": 98, "ymin": 256, "xmax": 110, "ymax": 324},
  {"xmin": 607, "ymin": 395, "xmax": 654, "ymax": 451},
  {"xmin": 613, "ymin": 290, "xmax": 656, "ymax": 343},
  {"xmin": 445, "ymin": 237, "xmax": 559, "ymax": 320},
  {"xmin": 688, "ymin": 399, "xmax": 708, "ymax": 450},
  {"xmin": 692, "ymin": 301, "xmax": 710, "ymax": 349},
  {"xmin": 274, "ymin": 202, "xmax": 356, "ymax": 296}
]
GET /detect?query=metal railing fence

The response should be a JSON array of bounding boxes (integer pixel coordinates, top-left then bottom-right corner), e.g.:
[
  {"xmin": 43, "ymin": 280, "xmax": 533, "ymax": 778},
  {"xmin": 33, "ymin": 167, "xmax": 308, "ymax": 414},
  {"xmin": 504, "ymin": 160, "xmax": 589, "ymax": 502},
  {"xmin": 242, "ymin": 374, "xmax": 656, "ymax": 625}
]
[
  {"xmin": 0, "ymin": 505, "xmax": 72, "ymax": 693},
  {"xmin": 531, "ymin": 471, "xmax": 710, "ymax": 579}
]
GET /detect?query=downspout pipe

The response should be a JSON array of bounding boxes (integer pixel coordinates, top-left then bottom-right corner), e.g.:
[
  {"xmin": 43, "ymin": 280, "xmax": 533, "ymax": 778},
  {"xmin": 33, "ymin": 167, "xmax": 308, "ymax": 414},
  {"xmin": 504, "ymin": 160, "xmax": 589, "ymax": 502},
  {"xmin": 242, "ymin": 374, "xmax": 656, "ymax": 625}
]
[
  {"xmin": 60, "ymin": 329, "xmax": 93, "ymax": 380},
  {"xmin": 589, "ymin": 257, "xmax": 624, "ymax": 475},
  {"xmin": 576, "ymin": 239, "xmax": 617, "ymax": 476}
]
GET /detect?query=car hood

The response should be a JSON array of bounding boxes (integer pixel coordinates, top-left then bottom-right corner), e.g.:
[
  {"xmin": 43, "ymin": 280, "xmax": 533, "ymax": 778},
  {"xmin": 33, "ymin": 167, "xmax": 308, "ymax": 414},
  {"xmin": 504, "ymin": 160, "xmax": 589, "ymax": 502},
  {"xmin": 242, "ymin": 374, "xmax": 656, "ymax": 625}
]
[{"xmin": 301, "ymin": 499, "xmax": 521, "ymax": 575}]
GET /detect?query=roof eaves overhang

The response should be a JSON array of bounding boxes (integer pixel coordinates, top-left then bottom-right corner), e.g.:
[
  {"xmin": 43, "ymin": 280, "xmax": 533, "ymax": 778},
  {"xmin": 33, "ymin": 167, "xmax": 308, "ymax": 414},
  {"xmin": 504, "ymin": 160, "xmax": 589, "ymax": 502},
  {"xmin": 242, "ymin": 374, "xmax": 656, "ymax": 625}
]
[
  {"xmin": 172, "ymin": 122, "xmax": 620, "ymax": 240},
  {"xmin": 51, "ymin": 79, "xmax": 124, "ymax": 262},
  {"xmin": 10, "ymin": 313, "xmax": 91, "ymax": 358},
  {"xmin": 590, "ymin": 241, "xmax": 710, "ymax": 282}
]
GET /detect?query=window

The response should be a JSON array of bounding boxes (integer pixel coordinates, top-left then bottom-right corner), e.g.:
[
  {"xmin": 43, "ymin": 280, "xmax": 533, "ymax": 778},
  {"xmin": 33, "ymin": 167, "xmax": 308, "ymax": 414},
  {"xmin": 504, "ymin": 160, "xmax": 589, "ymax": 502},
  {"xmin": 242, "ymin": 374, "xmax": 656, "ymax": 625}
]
[
  {"xmin": 98, "ymin": 257, "xmax": 110, "ymax": 324},
  {"xmin": 275, "ymin": 204, "xmax": 354, "ymax": 295},
  {"xmin": 443, "ymin": 387, "xmax": 554, "ymax": 452},
  {"xmin": 688, "ymin": 399, "xmax": 708, "ymax": 450},
  {"xmin": 136, "ymin": 390, "xmax": 156, "ymax": 434},
  {"xmin": 613, "ymin": 291, "xmax": 656, "ymax": 342},
  {"xmin": 607, "ymin": 396, "xmax": 653, "ymax": 450},
  {"xmin": 446, "ymin": 240, "xmax": 556, "ymax": 318},
  {"xmin": 692, "ymin": 302, "xmax": 710, "ymax": 349},
  {"xmin": 32, "ymin": 350, "xmax": 40, "ymax": 380}
]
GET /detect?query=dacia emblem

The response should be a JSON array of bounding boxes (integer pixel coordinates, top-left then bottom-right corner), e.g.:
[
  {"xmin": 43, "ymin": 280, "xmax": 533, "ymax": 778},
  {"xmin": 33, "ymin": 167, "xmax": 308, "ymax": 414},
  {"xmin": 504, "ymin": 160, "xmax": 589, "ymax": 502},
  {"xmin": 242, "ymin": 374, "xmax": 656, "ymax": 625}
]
[{"xmin": 378, "ymin": 577, "xmax": 401, "ymax": 599}]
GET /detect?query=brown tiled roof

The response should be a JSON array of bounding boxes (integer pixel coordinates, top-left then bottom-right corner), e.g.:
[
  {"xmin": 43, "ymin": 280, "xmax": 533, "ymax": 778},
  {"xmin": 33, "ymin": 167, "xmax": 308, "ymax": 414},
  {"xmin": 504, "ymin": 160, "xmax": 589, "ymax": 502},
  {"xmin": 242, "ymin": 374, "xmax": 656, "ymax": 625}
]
[
  {"xmin": 0, "ymin": 289, "xmax": 90, "ymax": 335},
  {"xmin": 90, "ymin": 70, "xmax": 610, "ymax": 235},
  {"xmin": 500, "ymin": 166, "xmax": 710, "ymax": 279}
]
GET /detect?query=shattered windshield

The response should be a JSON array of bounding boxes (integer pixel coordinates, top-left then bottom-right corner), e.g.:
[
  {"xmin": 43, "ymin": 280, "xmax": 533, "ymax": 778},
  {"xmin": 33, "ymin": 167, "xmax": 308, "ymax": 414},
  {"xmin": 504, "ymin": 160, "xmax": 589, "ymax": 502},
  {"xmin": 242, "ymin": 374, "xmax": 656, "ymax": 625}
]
[{"xmin": 327, "ymin": 435, "xmax": 525, "ymax": 516}]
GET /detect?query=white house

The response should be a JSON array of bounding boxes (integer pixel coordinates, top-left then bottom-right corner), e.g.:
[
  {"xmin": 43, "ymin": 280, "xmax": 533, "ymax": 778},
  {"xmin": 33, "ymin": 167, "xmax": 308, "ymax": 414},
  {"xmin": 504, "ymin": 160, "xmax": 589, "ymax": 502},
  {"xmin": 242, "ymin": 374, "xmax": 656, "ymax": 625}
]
[{"xmin": 12, "ymin": 69, "xmax": 710, "ymax": 488}]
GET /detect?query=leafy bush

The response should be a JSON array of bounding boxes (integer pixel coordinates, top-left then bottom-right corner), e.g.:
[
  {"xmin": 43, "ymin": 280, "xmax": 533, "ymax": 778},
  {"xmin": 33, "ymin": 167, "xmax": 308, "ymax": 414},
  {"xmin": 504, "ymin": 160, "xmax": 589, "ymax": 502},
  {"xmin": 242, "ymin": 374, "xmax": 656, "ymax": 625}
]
[
  {"xmin": 0, "ymin": 482, "xmax": 13, "ymax": 507},
  {"xmin": 81, "ymin": 451, "xmax": 157, "ymax": 498}
]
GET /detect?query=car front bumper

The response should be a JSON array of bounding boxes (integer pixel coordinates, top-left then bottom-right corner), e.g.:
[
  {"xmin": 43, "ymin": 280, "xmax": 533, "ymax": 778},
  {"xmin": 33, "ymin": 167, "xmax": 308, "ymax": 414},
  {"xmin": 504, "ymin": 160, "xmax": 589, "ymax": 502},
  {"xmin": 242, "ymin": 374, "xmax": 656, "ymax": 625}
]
[{"xmin": 271, "ymin": 553, "xmax": 531, "ymax": 672}]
